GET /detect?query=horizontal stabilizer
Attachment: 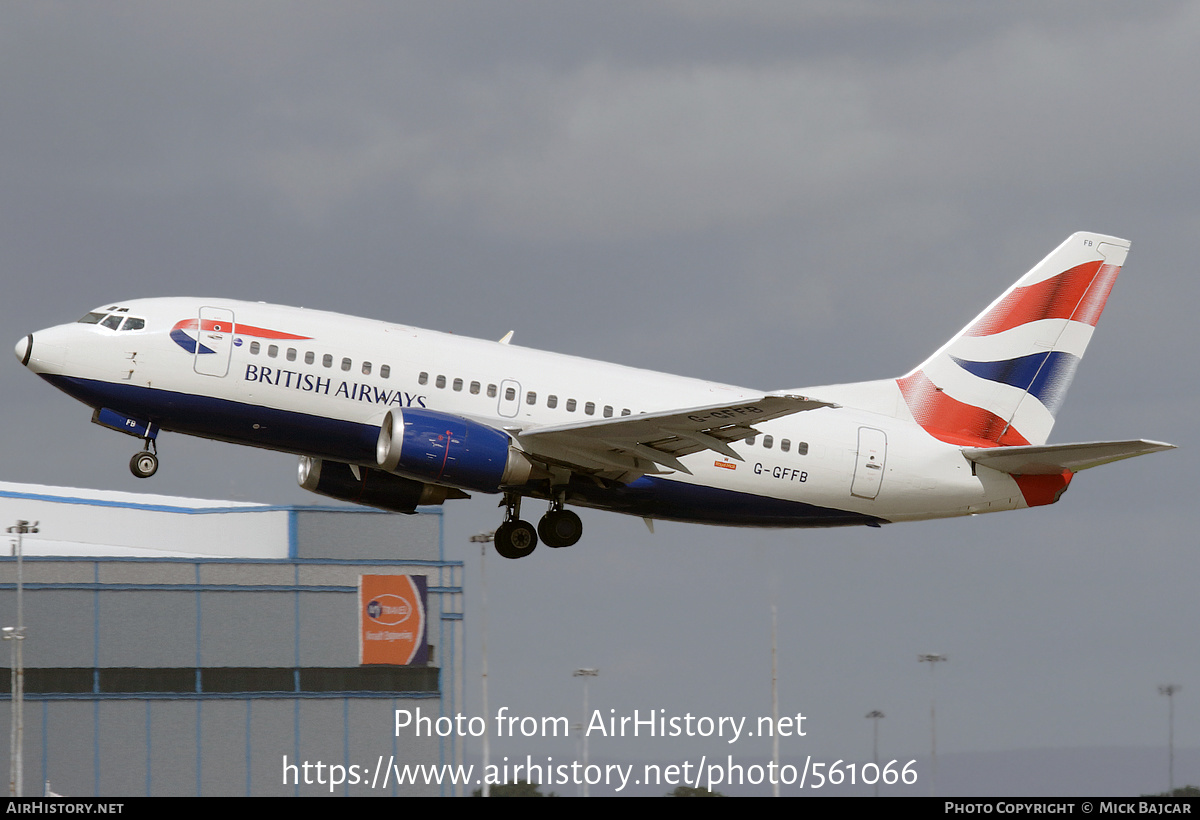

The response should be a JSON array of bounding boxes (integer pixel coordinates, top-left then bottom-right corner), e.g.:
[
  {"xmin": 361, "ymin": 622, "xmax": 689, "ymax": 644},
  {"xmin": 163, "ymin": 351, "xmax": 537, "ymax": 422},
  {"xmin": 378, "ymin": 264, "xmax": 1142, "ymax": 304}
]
[{"xmin": 962, "ymin": 439, "xmax": 1175, "ymax": 475}]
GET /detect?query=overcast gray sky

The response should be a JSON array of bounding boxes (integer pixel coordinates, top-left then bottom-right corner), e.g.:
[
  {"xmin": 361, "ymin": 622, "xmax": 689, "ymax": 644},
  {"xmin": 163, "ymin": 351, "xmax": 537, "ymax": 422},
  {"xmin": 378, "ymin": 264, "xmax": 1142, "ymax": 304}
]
[{"xmin": 1, "ymin": 2, "xmax": 1196, "ymax": 796}]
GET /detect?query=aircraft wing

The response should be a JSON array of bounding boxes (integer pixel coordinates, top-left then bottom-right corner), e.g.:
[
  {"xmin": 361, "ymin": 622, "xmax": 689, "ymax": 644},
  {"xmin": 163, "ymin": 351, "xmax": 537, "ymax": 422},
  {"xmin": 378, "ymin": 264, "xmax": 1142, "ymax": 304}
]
[
  {"xmin": 515, "ymin": 394, "xmax": 833, "ymax": 478},
  {"xmin": 961, "ymin": 439, "xmax": 1175, "ymax": 475}
]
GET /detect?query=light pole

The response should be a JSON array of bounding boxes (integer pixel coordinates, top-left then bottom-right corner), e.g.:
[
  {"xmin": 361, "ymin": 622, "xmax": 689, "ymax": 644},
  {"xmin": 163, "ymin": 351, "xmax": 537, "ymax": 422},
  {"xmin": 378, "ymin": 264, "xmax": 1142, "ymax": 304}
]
[
  {"xmin": 771, "ymin": 602, "xmax": 779, "ymax": 797},
  {"xmin": 573, "ymin": 668, "xmax": 598, "ymax": 797},
  {"xmin": 5, "ymin": 520, "xmax": 36, "ymax": 798},
  {"xmin": 470, "ymin": 531, "xmax": 495, "ymax": 796},
  {"xmin": 918, "ymin": 653, "xmax": 947, "ymax": 796},
  {"xmin": 1158, "ymin": 684, "xmax": 1181, "ymax": 795},
  {"xmin": 866, "ymin": 710, "xmax": 885, "ymax": 797},
  {"xmin": 3, "ymin": 628, "xmax": 22, "ymax": 799}
]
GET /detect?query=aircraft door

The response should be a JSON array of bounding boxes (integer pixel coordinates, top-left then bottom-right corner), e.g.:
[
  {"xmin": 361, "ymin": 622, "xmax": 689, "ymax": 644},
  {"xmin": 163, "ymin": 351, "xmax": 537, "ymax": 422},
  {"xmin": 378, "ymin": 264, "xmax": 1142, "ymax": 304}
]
[
  {"xmin": 497, "ymin": 379, "xmax": 521, "ymax": 418},
  {"xmin": 193, "ymin": 307, "xmax": 235, "ymax": 377},
  {"xmin": 851, "ymin": 426, "xmax": 887, "ymax": 500}
]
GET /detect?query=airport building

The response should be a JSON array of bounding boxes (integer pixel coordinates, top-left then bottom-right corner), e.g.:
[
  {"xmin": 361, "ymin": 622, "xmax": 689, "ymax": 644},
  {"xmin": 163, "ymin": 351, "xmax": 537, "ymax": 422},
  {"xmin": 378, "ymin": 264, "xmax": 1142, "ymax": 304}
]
[{"xmin": 0, "ymin": 481, "xmax": 464, "ymax": 797}]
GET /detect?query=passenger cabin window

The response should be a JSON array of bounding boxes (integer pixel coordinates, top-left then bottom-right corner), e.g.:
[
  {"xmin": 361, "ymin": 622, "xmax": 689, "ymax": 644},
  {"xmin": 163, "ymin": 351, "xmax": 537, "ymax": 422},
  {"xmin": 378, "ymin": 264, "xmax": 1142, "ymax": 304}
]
[
  {"xmin": 287, "ymin": 348, "xmax": 297, "ymax": 362},
  {"xmin": 763, "ymin": 435, "xmax": 774, "ymax": 449},
  {"xmin": 453, "ymin": 378, "xmax": 463, "ymax": 392},
  {"xmin": 603, "ymin": 405, "xmax": 613, "ymax": 418},
  {"xmin": 547, "ymin": 395, "xmax": 558, "ymax": 409},
  {"xmin": 585, "ymin": 402, "xmax": 595, "ymax": 415},
  {"xmin": 781, "ymin": 439, "xmax": 790, "ymax": 453},
  {"xmin": 621, "ymin": 409, "xmax": 631, "ymax": 416},
  {"xmin": 341, "ymin": 357, "xmax": 351, "ymax": 372},
  {"xmin": 469, "ymin": 381, "xmax": 480, "ymax": 394},
  {"xmin": 487, "ymin": 384, "xmax": 497, "ymax": 398},
  {"xmin": 797, "ymin": 442, "xmax": 809, "ymax": 455},
  {"xmin": 268, "ymin": 345, "xmax": 278, "ymax": 358},
  {"xmin": 362, "ymin": 362, "xmax": 372, "ymax": 375},
  {"xmin": 526, "ymin": 391, "xmax": 536, "ymax": 405},
  {"xmin": 419, "ymin": 372, "xmax": 428, "ymax": 385},
  {"xmin": 436, "ymin": 375, "xmax": 446, "ymax": 388},
  {"xmin": 305, "ymin": 351, "xmax": 314, "ymax": 365},
  {"xmin": 249, "ymin": 341, "xmax": 260, "ymax": 355},
  {"xmin": 566, "ymin": 399, "xmax": 577, "ymax": 412},
  {"xmin": 747, "ymin": 436, "xmax": 756, "ymax": 446},
  {"xmin": 380, "ymin": 365, "xmax": 390, "ymax": 379},
  {"xmin": 322, "ymin": 354, "xmax": 333, "ymax": 368},
  {"xmin": 504, "ymin": 387, "xmax": 516, "ymax": 401}
]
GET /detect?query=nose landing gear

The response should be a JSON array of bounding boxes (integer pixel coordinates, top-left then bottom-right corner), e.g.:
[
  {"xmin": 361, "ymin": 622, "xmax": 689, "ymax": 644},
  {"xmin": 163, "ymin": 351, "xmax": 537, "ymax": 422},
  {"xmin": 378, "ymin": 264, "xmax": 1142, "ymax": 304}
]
[
  {"xmin": 129, "ymin": 439, "xmax": 159, "ymax": 478},
  {"xmin": 91, "ymin": 409, "xmax": 161, "ymax": 479}
]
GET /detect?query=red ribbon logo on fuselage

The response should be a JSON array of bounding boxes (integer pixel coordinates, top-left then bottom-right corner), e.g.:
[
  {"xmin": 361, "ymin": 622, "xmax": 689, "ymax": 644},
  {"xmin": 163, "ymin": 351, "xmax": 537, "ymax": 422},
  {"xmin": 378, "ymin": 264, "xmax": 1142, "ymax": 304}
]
[{"xmin": 170, "ymin": 318, "xmax": 311, "ymax": 355}]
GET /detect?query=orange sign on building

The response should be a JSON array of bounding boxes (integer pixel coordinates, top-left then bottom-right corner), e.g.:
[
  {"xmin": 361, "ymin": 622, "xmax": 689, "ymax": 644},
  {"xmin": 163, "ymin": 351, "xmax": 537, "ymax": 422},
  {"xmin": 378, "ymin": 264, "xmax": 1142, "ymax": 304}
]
[{"xmin": 358, "ymin": 575, "xmax": 428, "ymax": 665}]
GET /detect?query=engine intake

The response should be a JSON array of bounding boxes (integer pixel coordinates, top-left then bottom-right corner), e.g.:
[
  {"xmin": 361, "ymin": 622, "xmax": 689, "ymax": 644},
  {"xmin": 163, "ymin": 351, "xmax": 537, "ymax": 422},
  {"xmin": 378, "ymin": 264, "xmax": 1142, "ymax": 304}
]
[{"xmin": 376, "ymin": 408, "xmax": 533, "ymax": 492}]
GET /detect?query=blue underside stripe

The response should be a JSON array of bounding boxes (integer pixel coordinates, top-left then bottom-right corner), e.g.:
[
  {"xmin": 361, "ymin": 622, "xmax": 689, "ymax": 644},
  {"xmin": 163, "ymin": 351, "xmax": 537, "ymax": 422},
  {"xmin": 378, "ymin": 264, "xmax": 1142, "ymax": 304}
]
[
  {"xmin": 47, "ymin": 375, "xmax": 378, "ymax": 463},
  {"xmin": 44, "ymin": 375, "xmax": 884, "ymax": 528},
  {"xmin": 568, "ymin": 475, "xmax": 884, "ymax": 528}
]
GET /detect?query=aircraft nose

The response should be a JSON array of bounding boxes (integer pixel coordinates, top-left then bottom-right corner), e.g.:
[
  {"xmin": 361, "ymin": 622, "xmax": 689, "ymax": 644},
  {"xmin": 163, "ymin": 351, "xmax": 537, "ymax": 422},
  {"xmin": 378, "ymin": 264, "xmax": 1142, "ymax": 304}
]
[{"xmin": 14, "ymin": 334, "xmax": 32, "ymax": 367}]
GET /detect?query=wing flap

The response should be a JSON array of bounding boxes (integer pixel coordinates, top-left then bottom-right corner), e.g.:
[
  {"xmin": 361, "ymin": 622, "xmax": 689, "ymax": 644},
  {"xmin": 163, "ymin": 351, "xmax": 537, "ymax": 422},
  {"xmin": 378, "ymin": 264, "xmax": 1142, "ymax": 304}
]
[
  {"xmin": 962, "ymin": 439, "xmax": 1175, "ymax": 475},
  {"xmin": 517, "ymin": 394, "xmax": 833, "ymax": 478}
]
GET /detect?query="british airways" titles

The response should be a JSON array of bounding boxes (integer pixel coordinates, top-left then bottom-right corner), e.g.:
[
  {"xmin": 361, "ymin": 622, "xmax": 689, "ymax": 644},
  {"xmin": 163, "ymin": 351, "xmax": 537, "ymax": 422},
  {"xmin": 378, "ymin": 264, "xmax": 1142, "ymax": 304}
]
[{"xmin": 244, "ymin": 364, "xmax": 426, "ymax": 408}]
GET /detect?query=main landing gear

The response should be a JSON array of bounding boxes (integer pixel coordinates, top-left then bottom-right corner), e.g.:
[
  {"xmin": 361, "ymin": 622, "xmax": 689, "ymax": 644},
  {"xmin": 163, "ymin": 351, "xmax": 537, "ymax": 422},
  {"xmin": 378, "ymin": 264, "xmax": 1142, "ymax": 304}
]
[
  {"xmin": 538, "ymin": 495, "xmax": 582, "ymax": 549},
  {"xmin": 494, "ymin": 493, "xmax": 537, "ymax": 560},
  {"xmin": 129, "ymin": 439, "xmax": 159, "ymax": 479},
  {"xmin": 492, "ymin": 492, "xmax": 584, "ymax": 559}
]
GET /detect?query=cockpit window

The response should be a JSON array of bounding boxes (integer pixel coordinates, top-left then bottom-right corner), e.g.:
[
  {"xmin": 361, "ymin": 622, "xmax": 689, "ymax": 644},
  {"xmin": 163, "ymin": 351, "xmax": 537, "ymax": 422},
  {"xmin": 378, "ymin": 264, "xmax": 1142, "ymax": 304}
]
[{"xmin": 78, "ymin": 312, "xmax": 145, "ymax": 331}]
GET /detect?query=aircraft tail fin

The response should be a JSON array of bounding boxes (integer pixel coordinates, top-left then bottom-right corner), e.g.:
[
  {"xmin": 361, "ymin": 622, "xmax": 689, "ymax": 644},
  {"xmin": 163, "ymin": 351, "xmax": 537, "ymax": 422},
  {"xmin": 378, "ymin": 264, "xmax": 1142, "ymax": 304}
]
[{"xmin": 896, "ymin": 232, "xmax": 1128, "ymax": 447}]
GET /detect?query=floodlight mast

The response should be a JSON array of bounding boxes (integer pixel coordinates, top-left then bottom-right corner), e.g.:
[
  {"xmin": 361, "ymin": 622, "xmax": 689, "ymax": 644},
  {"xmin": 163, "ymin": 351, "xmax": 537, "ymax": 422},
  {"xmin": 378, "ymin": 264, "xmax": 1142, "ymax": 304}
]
[
  {"xmin": 918, "ymin": 653, "xmax": 947, "ymax": 797},
  {"xmin": 771, "ymin": 602, "xmax": 779, "ymax": 798},
  {"xmin": 866, "ymin": 710, "xmax": 885, "ymax": 797},
  {"xmin": 470, "ymin": 531, "xmax": 495, "ymax": 797},
  {"xmin": 6, "ymin": 520, "xmax": 38, "ymax": 798},
  {"xmin": 573, "ymin": 668, "xmax": 598, "ymax": 797},
  {"xmin": 1158, "ymin": 684, "xmax": 1181, "ymax": 794}
]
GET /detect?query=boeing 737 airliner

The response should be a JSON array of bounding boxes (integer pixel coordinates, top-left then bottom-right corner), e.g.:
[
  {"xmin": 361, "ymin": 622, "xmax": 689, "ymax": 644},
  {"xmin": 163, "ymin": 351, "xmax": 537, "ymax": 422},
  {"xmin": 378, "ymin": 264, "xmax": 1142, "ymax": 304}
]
[{"xmin": 14, "ymin": 232, "xmax": 1173, "ymax": 558}]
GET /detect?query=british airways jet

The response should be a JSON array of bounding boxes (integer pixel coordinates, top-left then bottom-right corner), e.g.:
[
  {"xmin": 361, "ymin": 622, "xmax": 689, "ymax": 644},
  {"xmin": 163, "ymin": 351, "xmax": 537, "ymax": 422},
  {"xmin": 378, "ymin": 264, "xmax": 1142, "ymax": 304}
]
[{"xmin": 14, "ymin": 233, "xmax": 1173, "ymax": 558}]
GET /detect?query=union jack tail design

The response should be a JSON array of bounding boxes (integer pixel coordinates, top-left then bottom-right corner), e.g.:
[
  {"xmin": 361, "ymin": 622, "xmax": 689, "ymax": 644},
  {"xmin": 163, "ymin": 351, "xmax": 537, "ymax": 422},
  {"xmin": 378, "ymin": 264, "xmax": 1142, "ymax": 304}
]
[{"xmin": 897, "ymin": 232, "xmax": 1128, "ymax": 447}]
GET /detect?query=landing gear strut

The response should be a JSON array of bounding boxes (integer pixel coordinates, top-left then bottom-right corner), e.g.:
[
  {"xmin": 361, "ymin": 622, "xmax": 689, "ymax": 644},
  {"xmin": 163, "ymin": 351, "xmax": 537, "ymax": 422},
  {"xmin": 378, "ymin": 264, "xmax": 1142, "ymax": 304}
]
[
  {"xmin": 538, "ymin": 495, "xmax": 582, "ymax": 548},
  {"xmin": 493, "ymin": 493, "xmax": 538, "ymax": 559},
  {"xmin": 129, "ymin": 439, "xmax": 159, "ymax": 479}
]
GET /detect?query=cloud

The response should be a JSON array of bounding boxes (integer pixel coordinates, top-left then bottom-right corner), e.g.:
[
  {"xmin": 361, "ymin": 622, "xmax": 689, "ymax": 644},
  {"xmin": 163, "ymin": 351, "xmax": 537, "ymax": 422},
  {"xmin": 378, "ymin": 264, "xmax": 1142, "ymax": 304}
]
[{"xmin": 414, "ymin": 63, "xmax": 885, "ymax": 240}]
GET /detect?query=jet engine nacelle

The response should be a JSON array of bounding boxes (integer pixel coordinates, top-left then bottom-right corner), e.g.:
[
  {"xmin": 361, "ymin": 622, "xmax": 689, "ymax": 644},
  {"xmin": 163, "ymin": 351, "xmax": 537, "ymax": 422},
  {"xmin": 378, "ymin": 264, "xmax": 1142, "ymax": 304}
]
[
  {"xmin": 298, "ymin": 456, "xmax": 466, "ymax": 513},
  {"xmin": 375, "ymin": 408, "xmax": 533, "ymax": 493}
]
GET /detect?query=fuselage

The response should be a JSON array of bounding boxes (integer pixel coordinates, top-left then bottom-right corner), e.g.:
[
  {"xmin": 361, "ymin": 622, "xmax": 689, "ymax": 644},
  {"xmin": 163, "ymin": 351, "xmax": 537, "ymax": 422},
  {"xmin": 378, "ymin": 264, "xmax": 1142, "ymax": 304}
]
[{"xmin": 16, "ymin": 297, "xmax": 1030, "ymax": 528}]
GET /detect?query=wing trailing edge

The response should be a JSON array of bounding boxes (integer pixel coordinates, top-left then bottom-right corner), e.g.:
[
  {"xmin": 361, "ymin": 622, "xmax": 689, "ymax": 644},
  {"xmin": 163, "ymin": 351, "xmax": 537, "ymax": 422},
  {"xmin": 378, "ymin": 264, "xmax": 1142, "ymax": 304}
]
[{"xmin": 517, "ymin": 394, "xmax": 834, "ymax": 478}]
